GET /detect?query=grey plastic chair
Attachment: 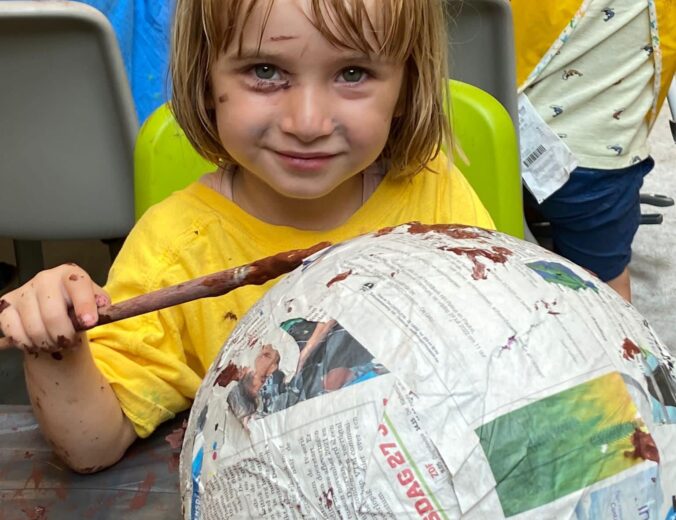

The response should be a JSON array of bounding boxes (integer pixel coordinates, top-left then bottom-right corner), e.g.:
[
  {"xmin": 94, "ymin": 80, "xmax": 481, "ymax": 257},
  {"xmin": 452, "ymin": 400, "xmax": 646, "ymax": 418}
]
[
  {"xmin": 0, "ymin": 1, "xmax": 137, "ymax": 403},
  {"xmin": 446, "ymin": 0, "xmax": 518, "ymax": 127}
]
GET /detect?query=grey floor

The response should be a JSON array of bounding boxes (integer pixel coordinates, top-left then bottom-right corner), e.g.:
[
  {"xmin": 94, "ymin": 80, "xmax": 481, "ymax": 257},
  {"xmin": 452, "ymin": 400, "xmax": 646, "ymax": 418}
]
[
  {"xmin": 631, "ymin": 104, "xmax": 676, "ymax": 352},
  {"xmin": 0, "ymin": 106, "xmax": 674, "ymax": 352}
]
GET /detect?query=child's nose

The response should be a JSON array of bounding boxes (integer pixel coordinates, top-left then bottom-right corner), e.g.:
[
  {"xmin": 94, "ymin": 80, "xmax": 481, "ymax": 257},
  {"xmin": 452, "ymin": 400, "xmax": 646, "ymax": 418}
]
[{"xmin": 279, "ymin": 85, "xmax": 335, "ymax": 142}]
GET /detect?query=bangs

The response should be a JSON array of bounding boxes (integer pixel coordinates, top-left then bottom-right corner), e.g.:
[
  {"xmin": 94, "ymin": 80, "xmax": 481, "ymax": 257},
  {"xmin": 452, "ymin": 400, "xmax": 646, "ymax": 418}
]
[{"xmin": 205, "ymin": 0, "xmax": 417, "ymax": 61}]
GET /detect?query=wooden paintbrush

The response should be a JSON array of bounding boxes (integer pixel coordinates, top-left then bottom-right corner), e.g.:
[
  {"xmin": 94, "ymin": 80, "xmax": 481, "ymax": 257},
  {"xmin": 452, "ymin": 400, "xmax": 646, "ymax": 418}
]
[{"xmin": 0, "ymin": 241, "xmax": 329, "ymax": 350}]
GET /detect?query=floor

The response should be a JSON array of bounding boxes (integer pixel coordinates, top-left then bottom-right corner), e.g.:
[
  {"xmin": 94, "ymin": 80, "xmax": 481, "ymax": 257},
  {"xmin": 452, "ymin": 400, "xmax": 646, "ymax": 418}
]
[
  {"xmin": 0, "ymin": 106, "xmax": 674, "ymax": 353},
  {"xmin": 630, "ymin": 104, "xmax": 676, "ymax": 352}
]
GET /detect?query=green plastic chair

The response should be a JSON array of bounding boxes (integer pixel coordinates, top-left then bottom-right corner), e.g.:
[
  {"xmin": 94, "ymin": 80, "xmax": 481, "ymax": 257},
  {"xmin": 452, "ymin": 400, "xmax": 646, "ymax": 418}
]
[{"xmin": 134, "ymin": 80, "xmax": 523, "ymax": 237}]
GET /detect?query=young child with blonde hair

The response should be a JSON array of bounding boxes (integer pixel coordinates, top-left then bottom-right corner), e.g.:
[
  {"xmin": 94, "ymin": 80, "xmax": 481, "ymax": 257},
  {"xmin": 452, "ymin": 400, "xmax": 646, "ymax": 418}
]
[{"xmin": 0, "ymin": 0, "xmax": 493, "ymax": 473}]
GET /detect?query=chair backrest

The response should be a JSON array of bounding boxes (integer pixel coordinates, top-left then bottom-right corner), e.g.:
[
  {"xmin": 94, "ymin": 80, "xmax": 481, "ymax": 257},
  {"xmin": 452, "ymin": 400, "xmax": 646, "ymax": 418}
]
[
  {"xmin": 446, "ymin": 0, "xmax": 519, "ymax": 128},
  {"xmin": 0, "ymin": 1, "xmax": 137, "ymax": 240},
  {"xmin": 449, "ymin": 80, "xmax": 523, "ymax": 237},
  {"xmin": 134, "ymin": 80, "xmax": 523, "ymax": 238}
]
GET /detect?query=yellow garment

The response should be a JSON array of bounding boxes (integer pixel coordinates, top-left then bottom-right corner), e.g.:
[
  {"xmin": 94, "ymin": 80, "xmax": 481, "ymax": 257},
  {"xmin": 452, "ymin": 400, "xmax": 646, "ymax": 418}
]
[
  {"xmin": 512, "ymin": 0, "xmax": 676, "ymax": 129},
  {"xmin": 88, "ymin": 154, "xmax": 494, "ymax": 437}
]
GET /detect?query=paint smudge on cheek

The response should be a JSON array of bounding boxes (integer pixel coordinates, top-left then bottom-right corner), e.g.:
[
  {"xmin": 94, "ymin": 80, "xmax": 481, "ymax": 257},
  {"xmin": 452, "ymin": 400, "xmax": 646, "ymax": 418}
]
[{"xmin": 218, "ymin": 93, "xmax": 229, "ymax": 104}]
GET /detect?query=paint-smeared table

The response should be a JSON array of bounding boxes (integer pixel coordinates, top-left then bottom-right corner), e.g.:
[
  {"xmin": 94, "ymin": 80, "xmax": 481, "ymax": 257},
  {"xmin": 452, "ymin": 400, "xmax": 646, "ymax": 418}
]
[{"xmin": 0, "ymin": 406, "xmax": 183, "ymax": 519}]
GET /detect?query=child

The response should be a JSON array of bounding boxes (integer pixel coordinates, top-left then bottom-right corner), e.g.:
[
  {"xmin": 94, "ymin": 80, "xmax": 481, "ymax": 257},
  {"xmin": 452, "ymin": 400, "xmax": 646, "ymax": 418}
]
[
  {"xmin": 512, "ymin": 0, "xmax": 676, "ymax": 301},
  {"xmin": 0, "ymin": 0, "xmax": 493, "ymax": 473}
]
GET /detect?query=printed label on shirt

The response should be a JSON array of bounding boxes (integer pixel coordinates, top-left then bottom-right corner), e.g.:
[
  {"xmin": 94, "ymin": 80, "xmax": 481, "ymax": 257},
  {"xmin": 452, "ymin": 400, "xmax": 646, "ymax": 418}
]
[{"xmin": 518, "ymin": 93, "xmax": 578, "ymax": 203}]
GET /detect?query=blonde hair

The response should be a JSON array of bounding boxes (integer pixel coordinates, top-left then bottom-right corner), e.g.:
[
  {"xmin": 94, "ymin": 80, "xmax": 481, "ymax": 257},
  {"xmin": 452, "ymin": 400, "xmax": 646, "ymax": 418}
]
[{"xmin": 170, "ymin": 0, "xmax": 451, "ymax": 177}]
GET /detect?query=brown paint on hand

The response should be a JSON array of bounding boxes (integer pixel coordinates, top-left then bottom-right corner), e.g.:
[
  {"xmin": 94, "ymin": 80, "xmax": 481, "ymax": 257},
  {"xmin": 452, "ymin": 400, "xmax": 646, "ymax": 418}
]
[
  {"xmin": 622, "ymin": 338, "xmax": 641, "ymax": 360},
  {"xmin": 0, "ymin": 298, "xmax": 10, "ymax": 313},
  {"xmin": 128, "ymin": 472, "xmax": 156, "ymax": 510},
  {"xmin": 624, "ymin": 428, "xmax": 660, "ymax": 462},
  {"xmin": 213, "ymin": 362, "xmax": 242, "ymax": 388},
  {"xmin": 327, "ymin": 270, "xmax": 352, "ymax": 287},
  {"xmin": 56, "ymin": 335, "xmax": 72, "ymax": 350},
  {"xmin": 68, "ymin": 274, "xmax": 79, "ymax": 281}
]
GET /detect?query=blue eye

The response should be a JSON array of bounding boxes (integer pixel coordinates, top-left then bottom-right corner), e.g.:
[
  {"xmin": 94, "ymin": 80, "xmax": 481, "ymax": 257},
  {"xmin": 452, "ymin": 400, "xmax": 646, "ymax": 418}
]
[
  {"xmin": 254, "ymin": 64, "xmax": 277, "ymax": 80},
  {"xmin": 340, "ymin": 67, "xmax": 365, "ymax": 83}
]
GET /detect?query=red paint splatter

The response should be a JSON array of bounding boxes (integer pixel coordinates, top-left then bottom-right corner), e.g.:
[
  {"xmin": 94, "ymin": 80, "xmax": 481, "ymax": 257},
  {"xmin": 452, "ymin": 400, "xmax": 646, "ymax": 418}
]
[
  {"xmin": 168, "ymin": 452, "xmax": 180, "ymax": 473},
  {"xmin": 407, "ymin": 222, "xmax": 485, "ymax": 239},
  {"xmin": 327, "ymin": 270, "xmax": 352, "ymax": 287},
  {"xmin": 443, "ymin": 246, "xmax": 512, "ymax": 280},
  {"xmin": 55, "ymin": 480, "xmax": 68, "ymax": 500},
  {"xmin": 536, "ymin": 300, "xmax": 560, "ymax": 315},
  {"xmin": 25, "ymin": 465, "xmax": 43, "ymax": 489},
  {"xmin": 321, "ymin": 487, "xmax": 334, "ymax": 509},
  {"xmin": 128, "ymin": 472, "xmax": 156, "ymax": 510},
  {"xmin": 375, "ymin": 222, "xmax": 487, "ymax": 239},
  {"xmin": 213, "ymin": 362, "xmax": 242, "ymax": 388},
  {"xmin": 622, "ymin": 338, "xmax": 641, "ymax": 360},
  {"xmin": 165, "ymin": 419, "xmax": 188, "ymax": 449},
  {"xmin": 21, "ymin": 506, "xmax": 47, "ymax": 520},
  {"xmin": 624, "ymin": 428, "xmax": 660, "ymax": 462}
]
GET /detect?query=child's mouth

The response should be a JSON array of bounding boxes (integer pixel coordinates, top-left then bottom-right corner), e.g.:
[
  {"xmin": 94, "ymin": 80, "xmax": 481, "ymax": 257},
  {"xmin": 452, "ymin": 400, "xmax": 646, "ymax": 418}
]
[{"xmin": 272, "ymin": 150, "xmax": 339, "ymax": 172}]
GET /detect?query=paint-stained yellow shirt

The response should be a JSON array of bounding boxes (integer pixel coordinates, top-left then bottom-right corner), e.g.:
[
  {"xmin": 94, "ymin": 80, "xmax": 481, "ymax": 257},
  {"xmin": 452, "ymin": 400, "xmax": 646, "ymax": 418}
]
[{"xmin": 88, "ymin": 154, "xmax": 494, "ymax": 437}]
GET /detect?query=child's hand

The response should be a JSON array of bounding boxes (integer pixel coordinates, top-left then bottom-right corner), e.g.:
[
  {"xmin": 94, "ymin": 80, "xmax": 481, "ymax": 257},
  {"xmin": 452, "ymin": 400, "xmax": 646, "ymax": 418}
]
[{"xmin": 0, "ymin": 264, "xmax": 110, "ymax": 355}]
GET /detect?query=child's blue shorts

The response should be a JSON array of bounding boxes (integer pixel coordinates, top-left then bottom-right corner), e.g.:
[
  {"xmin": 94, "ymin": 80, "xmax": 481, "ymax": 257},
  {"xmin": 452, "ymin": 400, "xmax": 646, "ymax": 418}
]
[{"xmin": 525, "ymin": 157, "xmax": 654, "ymax": 282}]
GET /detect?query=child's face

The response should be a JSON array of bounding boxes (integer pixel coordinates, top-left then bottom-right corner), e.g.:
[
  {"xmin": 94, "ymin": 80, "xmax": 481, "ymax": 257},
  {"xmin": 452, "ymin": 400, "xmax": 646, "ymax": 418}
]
[{"xmin": 210, "ymin": 0, "xmax": 404, "ymax": 220}]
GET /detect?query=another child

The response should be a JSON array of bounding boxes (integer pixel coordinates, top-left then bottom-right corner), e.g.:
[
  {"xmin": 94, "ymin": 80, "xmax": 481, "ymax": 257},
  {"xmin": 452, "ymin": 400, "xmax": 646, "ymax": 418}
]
[
  {"xmin": 512, "ymin": 0, "xmax": 676, "ymax": 301},
  {"xmin": 0, "ymin": 0, "xmax": 493, "ymax": 472}
]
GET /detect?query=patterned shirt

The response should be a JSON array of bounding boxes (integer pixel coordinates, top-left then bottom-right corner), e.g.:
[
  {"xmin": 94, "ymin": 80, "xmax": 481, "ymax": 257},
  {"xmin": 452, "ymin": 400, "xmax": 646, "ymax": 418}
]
[{"xmin": 523, "ymin": 0, "xmax": 656, "ymax": 169}]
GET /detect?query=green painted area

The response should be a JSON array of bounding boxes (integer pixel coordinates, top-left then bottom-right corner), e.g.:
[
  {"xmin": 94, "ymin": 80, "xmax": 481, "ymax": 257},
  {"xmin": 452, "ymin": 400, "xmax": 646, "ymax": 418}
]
[{"xmin": 476, "ymin": 372, "xmax": 644, "ymax": 517}]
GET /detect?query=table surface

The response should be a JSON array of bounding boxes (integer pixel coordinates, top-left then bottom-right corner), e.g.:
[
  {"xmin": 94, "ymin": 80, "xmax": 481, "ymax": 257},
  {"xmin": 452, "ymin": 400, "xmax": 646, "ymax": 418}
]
[{"xmin": 0, "ymin": 406, "xmax": 183, "ymax": 519}]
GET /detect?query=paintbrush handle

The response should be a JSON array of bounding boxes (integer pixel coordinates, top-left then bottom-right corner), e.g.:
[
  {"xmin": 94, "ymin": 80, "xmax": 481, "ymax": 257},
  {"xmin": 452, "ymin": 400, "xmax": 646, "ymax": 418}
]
[{"xmin": 0, "ymin": 241, "xmax": 329, "ymax": 349}]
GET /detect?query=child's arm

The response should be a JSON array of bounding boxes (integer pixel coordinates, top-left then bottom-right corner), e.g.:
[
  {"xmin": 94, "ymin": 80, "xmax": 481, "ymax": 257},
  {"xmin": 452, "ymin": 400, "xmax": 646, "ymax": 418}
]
[{"xmin": 0, "ymin": 264, "xmax": 137, "ymax": 473}]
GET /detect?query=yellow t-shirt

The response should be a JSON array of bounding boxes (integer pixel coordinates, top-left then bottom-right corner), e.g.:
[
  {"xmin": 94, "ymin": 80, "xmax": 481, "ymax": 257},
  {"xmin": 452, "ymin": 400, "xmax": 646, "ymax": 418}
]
[{"xmin": 88, "ymin": 154, "xmax": 494, "ymax": 437}]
